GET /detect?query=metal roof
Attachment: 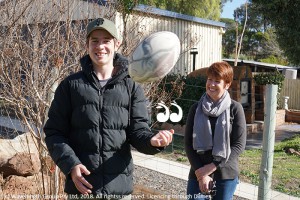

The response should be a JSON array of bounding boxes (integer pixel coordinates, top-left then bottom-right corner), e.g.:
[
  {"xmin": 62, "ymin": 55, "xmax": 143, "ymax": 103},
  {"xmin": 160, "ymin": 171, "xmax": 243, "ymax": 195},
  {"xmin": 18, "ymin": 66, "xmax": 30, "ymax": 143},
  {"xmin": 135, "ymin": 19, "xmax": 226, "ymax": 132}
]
[
  {"xmin": 223, "ymin": 58, "xmax": 300, "ymax": 70},
  {"xmin": 134, "ymin": 4, "xmax": 226, "ymax": 28}
]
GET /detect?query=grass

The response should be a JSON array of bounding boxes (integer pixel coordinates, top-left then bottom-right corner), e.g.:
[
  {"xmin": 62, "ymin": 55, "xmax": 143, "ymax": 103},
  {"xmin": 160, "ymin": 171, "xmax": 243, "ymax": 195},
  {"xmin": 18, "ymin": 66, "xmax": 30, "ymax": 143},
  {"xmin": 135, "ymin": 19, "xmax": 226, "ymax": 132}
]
[
  {"xmin": 239, "ymin": 135, "xmax": 300, "ymax": 197},
  {"xmin": 157, "ymin": 134, "xmax": 300, "ymax": 197}
]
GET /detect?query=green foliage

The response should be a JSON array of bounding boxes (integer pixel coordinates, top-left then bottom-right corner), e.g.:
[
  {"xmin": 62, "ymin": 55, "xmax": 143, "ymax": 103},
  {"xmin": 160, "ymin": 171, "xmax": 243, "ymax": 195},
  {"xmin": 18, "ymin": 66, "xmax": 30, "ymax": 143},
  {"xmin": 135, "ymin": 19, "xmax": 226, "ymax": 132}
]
[
  {"xmin": 252, "ymin": 0, "xmax": 300, "ymax": 65},
  {"xmin": 259, "ymin": 55, "xmax": 289, "ymax": 66},
  {"xmin": 239, "ymin": 137, "xmax": 300, "ymax": 197},
  {"xmin": 158, "ymin": 132, "xmax": 300, "ymax": 196},
  {"xmin": 221, "ymin": 2, "xmax": 288, "ymax": 65},
  {"xmin": 240, "ymin": 170, "xmax": 260, "ymax": 185},
  {"xmin": 157, "ymin": 74, "xmax": 206, "ymax": 126},
  {"xmin": 176, "ymin": 156, "xmax": 188, "ymax": 162},
  {"xmin": 258, "ymin": 28, "xmax": 287, "ymax": 62},
  {"xmin": 138, "ymin": 0, "xmax": 221, "ymax": 20},
  {"xmin": 150, "ymin": 73, "xmax": 185, "ymax": 124},
  {"xmin": 253, "ymin": 71, "xmax": 285, "ymax": 92},
  {"xmin": 157, "ymin": 73, "xmax": 185, "ymax": 98},
  {"xmin": 275, "ymin": 135, "xmax": 300, "ymax": 152},
  {"xmin": 177, "ymin": 76, "xmax": 206, "ymax": 125},
  {"xmin": 118, "ymin": 0, "xmax": 139, "ymax": 14},
  {"xmin": 253, "ymin": 71, "xmax": 285, "ymax": 108}
]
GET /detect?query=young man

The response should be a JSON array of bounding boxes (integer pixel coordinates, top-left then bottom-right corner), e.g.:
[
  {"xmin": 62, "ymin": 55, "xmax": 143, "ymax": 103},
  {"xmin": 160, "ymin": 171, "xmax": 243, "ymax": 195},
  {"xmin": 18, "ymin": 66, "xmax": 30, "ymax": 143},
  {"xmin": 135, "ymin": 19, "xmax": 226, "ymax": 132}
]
[{"xmin": 44, "ymin": 18, "xmax": 173, "ymax": 199}]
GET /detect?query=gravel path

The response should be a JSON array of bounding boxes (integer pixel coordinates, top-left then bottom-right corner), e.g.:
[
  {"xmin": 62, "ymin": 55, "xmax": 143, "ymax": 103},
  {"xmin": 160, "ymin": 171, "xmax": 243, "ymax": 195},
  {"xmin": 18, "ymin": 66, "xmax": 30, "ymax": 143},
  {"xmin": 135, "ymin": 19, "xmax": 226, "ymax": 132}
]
[
  {"xmin": 133, "ymin": 165, "xmax": 187, "ymax": 199},
  {"xmin": 133, "ymin": 165, "xmax": 248, "ymax": 200}
]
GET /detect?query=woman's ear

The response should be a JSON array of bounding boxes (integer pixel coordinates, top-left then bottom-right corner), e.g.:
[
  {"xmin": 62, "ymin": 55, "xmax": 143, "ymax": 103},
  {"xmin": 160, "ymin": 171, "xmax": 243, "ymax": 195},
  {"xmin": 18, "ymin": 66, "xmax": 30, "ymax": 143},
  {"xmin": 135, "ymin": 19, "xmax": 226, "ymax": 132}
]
[{"xmin": 225, "ymin": 83, "xmax": 231, "ymax": 90}]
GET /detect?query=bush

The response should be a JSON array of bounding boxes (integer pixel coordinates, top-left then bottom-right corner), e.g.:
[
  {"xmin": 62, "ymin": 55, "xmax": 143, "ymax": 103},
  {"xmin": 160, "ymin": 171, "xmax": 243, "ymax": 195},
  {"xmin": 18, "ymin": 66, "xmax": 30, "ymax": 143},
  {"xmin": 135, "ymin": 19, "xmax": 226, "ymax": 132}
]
[
  {"xmin": 259, "ymin": 55, "xmax": 289, "ymax": 66},
  {"xmin": 253, "ymin": 71, "xmax": 285, "ymax": 108},
  {"xmin": 253, "ymin": 71, "xmax": 285, "ymax": 92},
  {"xmin": 157, "ymin": 74, "xmax": 206, "ymax": 126}
]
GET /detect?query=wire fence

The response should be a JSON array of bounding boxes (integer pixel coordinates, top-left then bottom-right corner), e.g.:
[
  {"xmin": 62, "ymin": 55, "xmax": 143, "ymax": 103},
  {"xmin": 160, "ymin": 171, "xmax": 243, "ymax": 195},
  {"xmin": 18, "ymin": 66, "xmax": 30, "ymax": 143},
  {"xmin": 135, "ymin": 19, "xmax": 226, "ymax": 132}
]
[
  {"xmin": 151, "ymin": 80, "xmax": 300, "ymax": 133},
  {"xmin": 149, "ymin": 83, "xmax": 300, "ymax": 200},
  {"xmin": 1, "ymin": 76, "xmax": 299, "ymax": 200}
]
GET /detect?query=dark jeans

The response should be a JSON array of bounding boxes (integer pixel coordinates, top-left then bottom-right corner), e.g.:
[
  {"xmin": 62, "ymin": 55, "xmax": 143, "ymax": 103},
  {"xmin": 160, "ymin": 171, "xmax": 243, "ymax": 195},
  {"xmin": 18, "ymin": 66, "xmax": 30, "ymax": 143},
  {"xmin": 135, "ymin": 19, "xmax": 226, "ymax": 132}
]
[{"xmin": 187, "ymin": 177, "xmax": 238, "ymax": 200}]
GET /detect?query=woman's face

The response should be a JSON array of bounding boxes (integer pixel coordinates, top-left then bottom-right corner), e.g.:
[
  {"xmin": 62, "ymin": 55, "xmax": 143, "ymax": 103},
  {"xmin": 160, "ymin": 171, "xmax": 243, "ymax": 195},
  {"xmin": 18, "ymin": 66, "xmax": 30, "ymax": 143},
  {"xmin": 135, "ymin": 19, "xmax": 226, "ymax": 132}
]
[{"xmin": 206, "ymin": 76, "xmax": 230, "ymax": 102}]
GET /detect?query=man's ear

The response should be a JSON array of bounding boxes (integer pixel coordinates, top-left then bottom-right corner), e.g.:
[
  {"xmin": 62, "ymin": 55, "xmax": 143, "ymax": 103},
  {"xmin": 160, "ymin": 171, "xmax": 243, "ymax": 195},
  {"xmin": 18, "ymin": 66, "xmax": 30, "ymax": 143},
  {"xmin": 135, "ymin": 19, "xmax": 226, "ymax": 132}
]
[
  {"xmin": 85, "ymin": 39, "xmax": 89, "ymax": 51},
  {"xmin": 115, "ymin": 40, "xmax": 121, "ymax": 50}
]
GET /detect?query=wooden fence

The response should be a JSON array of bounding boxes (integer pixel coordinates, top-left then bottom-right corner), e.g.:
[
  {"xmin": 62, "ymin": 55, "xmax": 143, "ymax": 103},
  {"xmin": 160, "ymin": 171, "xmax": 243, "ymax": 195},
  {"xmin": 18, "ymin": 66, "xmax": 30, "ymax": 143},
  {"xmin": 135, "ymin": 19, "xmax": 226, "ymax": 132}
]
[{"xmin": 279, "ymin": 79, "xmax": 300, "ymax": 110}]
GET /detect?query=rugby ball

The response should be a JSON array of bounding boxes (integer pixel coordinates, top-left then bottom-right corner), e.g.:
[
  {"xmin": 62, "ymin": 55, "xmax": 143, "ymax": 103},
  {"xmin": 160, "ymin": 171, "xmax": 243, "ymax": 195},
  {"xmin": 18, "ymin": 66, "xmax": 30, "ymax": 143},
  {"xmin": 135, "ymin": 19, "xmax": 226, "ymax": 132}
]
[{"xmin": 128, "ymin": 31, "xmax": 180, "ymax": 83}]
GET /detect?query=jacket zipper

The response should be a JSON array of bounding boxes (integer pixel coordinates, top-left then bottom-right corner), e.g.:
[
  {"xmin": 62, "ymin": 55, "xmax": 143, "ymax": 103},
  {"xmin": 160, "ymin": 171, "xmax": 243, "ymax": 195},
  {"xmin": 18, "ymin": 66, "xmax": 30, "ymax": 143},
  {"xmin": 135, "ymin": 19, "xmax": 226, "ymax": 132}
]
[{"xmin": 98, "ymin": 88, "xmax": 105, "ymax": 193}]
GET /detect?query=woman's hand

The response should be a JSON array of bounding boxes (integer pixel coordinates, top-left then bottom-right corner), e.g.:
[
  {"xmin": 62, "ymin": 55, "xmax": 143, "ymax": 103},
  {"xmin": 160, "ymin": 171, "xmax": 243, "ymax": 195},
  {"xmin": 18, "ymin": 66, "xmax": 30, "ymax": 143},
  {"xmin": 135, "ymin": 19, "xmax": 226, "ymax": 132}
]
[
  {"xmin": 195, "ymin": 163, "xmax": 217, "ymax": 180},
  {"xmin": 198, "ymin": 175, "xmax": 213, "ymax": 194}
]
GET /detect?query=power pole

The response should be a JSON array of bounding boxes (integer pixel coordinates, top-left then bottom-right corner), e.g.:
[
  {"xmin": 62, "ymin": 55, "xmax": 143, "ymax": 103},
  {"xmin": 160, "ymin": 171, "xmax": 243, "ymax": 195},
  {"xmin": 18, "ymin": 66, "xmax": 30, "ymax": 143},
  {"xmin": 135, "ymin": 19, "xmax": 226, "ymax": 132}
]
[{"xmin": 258, "ymin": 84, "xmax": 278, "ymax": 200}]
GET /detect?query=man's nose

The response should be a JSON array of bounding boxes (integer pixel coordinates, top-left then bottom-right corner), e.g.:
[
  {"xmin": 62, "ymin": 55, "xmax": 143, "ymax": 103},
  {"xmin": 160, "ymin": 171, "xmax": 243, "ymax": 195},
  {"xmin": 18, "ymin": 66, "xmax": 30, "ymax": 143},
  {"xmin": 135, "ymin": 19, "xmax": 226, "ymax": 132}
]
[{"xmin": 96, "ymin": 42, "xmax": 105, "ymax": 48}]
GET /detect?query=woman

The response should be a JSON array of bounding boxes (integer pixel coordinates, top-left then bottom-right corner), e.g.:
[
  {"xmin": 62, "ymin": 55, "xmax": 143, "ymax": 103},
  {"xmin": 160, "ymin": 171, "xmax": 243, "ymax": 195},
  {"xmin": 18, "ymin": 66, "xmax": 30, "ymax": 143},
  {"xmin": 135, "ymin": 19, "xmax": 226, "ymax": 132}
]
[{"xmin": 185, "ymin": 61, "xmax": 247, "ymax": 200}]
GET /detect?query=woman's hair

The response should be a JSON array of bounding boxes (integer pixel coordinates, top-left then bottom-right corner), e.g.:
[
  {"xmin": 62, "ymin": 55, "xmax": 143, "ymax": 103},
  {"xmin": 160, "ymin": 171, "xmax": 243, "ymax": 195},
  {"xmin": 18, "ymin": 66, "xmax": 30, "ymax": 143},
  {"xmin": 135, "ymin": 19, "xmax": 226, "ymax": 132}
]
[{"xmin": 207, "ymin": 61, "xmax": 233, "ymax": 84}]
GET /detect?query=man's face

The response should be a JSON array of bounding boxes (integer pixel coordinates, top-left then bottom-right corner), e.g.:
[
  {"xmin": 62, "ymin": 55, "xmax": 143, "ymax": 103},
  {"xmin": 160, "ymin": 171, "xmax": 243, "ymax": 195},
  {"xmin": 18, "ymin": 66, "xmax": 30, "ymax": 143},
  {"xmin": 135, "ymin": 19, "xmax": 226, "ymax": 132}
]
[{"xmin": 86, "ymin": 29, "xmax": 120, "ymax": 68}]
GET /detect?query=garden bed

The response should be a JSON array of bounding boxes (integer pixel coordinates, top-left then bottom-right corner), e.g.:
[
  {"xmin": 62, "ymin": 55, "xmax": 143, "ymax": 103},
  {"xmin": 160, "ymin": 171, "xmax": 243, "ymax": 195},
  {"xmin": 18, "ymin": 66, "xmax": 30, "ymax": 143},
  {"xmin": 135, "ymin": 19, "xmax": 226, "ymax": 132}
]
[{"xmin": 286, "ymin": 109, "xmax": 300, "ymax": 124}]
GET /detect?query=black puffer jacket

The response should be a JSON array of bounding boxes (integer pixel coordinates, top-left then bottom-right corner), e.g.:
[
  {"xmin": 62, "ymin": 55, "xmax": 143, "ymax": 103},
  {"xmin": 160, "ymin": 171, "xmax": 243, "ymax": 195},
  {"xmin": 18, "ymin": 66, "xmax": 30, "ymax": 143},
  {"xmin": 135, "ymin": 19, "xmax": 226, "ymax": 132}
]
[{"xmin": 44, "ymin": 54, "xmax": 161, "ymax": 195}]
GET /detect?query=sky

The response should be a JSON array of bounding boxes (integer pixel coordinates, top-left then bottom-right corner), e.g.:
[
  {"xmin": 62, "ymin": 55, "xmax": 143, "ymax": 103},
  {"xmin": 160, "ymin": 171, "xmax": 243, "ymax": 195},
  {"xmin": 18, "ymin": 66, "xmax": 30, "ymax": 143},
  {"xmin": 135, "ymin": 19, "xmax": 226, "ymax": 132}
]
[{"xmin": 221, "ymin": 0, "xmax": 246, "ymax": 19}]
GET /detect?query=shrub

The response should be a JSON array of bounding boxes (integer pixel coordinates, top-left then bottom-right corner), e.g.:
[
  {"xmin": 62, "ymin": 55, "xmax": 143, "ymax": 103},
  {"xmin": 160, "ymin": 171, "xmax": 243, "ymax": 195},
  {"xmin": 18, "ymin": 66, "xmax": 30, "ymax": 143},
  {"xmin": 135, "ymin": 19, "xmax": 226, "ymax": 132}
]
[
  {"xmin": 253, "ymin": 71, "xmax": 285, "ymax": 108},
  {"xmin": 253, "ymin": 71, "xmax": 285, "ymax": 92},
  {"xmin": 156, "ymin": 74, "xmax": 206, "ymax": 126}
]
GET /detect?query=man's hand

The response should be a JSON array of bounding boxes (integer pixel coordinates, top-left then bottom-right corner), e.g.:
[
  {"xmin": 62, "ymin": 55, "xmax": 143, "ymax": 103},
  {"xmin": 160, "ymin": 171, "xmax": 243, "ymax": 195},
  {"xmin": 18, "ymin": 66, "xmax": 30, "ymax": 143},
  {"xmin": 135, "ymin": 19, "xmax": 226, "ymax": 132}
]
[
  {"xmin": 150, "ymin": 129, "xmax": 174, "ymax": 147},
  {"xmin": 71, "ymin": 164, "xmax": 93, "ymax": 194}
]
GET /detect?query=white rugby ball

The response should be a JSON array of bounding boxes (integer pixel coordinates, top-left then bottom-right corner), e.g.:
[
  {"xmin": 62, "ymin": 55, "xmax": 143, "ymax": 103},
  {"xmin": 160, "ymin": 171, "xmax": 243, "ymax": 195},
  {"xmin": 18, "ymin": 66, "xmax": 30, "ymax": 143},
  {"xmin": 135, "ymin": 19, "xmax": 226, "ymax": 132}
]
[{"xmin": 128, "ymin": 31, "xmax": 180, "ymax": 83}]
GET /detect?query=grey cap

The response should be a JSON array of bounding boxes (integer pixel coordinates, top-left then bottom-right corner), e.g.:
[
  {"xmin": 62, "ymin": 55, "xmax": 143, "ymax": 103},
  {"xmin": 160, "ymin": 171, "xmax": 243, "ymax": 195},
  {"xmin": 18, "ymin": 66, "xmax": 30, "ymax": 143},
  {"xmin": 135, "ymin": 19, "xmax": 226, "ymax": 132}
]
[{"xmin": 86, "ymin": 18, "xmax": 119, "ymax": 40}]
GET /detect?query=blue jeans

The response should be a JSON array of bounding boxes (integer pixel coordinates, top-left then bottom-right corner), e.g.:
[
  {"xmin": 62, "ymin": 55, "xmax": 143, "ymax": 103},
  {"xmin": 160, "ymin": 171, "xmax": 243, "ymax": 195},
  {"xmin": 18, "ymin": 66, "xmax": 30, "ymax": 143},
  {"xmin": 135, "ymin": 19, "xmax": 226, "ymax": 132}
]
[{"xmin": 186, "ymin": 177, "xmax": 238, "ymax": 200}]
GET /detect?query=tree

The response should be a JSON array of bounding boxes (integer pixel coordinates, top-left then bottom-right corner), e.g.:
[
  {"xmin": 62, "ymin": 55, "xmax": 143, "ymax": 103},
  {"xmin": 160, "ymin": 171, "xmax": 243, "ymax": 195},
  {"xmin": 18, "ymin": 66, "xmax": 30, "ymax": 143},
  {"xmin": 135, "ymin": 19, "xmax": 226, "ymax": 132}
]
[
  {"xmin": 233, "ymin": 2, "xmax": 267, "ymax": 61},
  {"xmin": 0, "ymin": 0, "xmax": 183, "ymax": 196},
  {"xmin": 259, "ymin": 28, "xmax": 288, "ymax": 65},
  {"xmin": 0, "ymin": 0, "xmax": 87, "ymax": 196},
  {"xmin": 221, "ymin": 18, "xmax": 236, "ymax": 58},
  {"xmin": 115, "ymin": 0, "xmax": 140, "ymax": 55},
  {"xmin": 221, "ymin": 1, "xmax": 288, "ymax": 65},
  {"xmin": 252, "ymin": 0, "xmax": 300, "ymax": 65},
  {"xmin": 233, "ymin": 1, "xmax": 248, "ymax": 66},
  {"xmin": 138, "ymin": 0, "xmax": 230, "ymax": 20}
]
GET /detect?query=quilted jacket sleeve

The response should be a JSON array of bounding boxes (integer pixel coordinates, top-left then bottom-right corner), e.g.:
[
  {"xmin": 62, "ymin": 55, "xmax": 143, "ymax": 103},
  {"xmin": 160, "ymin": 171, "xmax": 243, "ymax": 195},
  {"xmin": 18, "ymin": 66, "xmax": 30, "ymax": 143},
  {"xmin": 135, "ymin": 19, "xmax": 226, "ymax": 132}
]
[
  {"xmin": 44, "ymin": 79, "xmax": 81, "ymax": 175},
  {"xmin": 126, "ymin": 81, "xmax": 162, "ymax": 155}
]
